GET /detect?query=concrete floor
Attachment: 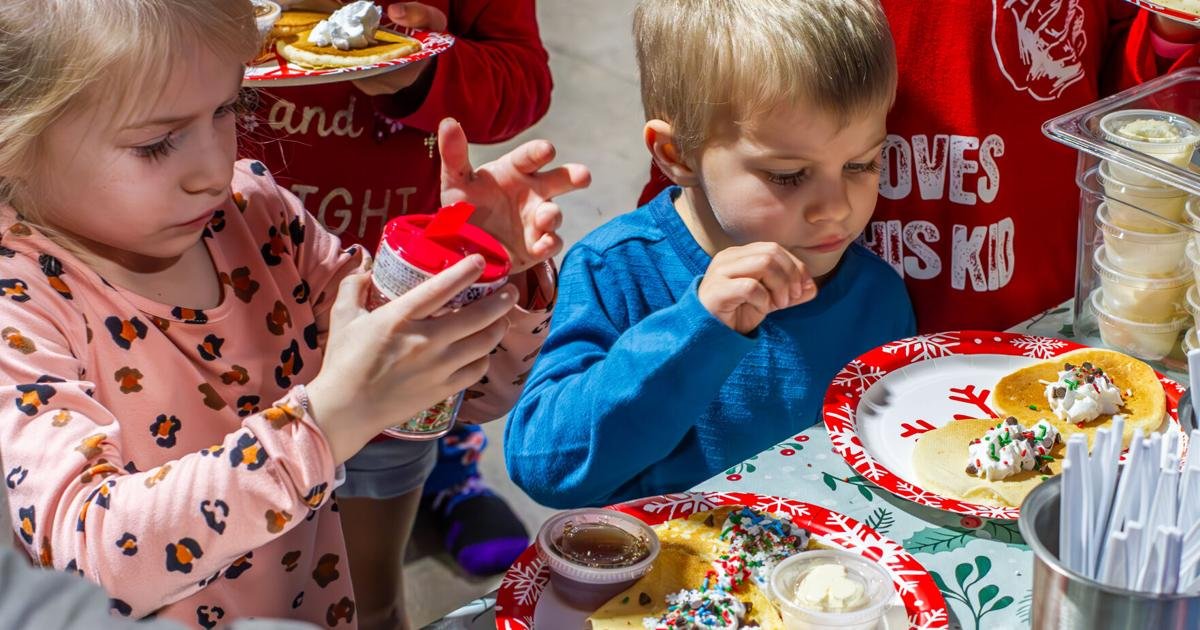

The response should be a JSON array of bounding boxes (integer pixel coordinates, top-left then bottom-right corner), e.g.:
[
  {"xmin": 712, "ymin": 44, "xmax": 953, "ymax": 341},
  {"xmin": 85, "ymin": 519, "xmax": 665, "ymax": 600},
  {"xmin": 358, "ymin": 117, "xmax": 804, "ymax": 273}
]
[{"xmin": 405, "ymin": 1, "xmax": 645, "ymax": 625}]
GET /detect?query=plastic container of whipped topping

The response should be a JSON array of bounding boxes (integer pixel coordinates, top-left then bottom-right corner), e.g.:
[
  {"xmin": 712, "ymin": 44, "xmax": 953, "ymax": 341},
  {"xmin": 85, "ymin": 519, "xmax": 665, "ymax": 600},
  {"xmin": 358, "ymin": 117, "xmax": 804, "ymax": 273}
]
[
  {"xmin": 535, "ymin": 509, "xmax": 660, "ymax": 610},
  {"xmin": 1096, "ymin": 203, "xmax": 1190, "ymax": 277},
  {"xmin": 1093, "ymin": 245, "xmax": 1192, "ymax": 324},
  {"xmin": 1092, "ymin": 289, "xmax": 1190, "ymax": 360},
  {"xmin": 368, "ymin": 202, "xmax": 511, "ymax": 440},
  {"xmin": 768, "ymin": 549, "xmax": 893, "ymax": 630},
  {"xmin": 1099, "ymin": 109, "xmax": 1200, "ymax": 186},
  {"xmin": 1098, "ymin": 162, "xmax": 1190, "ymax": 234}
]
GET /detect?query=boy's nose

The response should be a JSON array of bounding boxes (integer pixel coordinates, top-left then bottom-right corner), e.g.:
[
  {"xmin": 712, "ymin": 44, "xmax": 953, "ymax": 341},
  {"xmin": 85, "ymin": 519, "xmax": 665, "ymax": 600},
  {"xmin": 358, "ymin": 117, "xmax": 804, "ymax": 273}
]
[{"xmin": 804, "ymin": 178, "xmax": 853, "ymax": 224}]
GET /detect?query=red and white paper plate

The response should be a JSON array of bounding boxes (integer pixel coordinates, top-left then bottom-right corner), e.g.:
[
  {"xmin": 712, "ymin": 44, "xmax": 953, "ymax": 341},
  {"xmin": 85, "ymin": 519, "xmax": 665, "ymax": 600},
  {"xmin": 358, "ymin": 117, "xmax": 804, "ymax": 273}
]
[
  {"xmin": 823, "ymin": 331, "xmax": 1186, "ymax": 521},
  {"xmin": 243, "ymin": 29, "xmax": 455, "ymax": 87},
  {"xmin": 1123, "ymin": 0, "xmax": 1200, "ymax": 25},
  {"xmin": 495, "ymin": 491, "xmax": 949, "ymax": 630}
]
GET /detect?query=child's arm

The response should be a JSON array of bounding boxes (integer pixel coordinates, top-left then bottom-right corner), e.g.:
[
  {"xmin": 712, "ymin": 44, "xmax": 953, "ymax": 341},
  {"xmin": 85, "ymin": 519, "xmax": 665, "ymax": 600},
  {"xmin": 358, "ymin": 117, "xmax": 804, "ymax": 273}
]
[
  {"xmin": 503, "ymin": 245, "xmax": 766, "ymax": 509},
  {"xmin": 0, "ymin": 292, "xmax": 338, "ymax": 617},
  {"xmin": 370, "ymin": 0, "xmax": 552, "ymax": 143}
]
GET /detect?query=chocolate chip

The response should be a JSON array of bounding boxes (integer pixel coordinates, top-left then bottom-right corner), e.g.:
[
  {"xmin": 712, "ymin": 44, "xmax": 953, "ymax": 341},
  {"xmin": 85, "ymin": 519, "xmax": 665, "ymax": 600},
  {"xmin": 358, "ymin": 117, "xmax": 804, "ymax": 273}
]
[
  {"xmin": 639, "ymin": 592, "xmax": 652, "ymax": 606},
  {"xmin": 1053, "ymin": 387, "xmax": 1066, "ymax": 399},
  {"xmin": 1005, "ymin": 417, "xmax": 1018, "ymax": 425},
  {"xmin": 1086, "ymin": 375, "xmax": 1095, "ymax": 383},
  {"xmin": 1064, "ymin": 362, "xmax": 1075, "ymax": 371},
  {"xmin": 703, "ymin": 514, "xmax": 716, "ymax": 528},
  {"xmin": 965, "ymin": 464, "xmax": 978, "ymax": 475},
  {"xmin": 745, "ymin": 602, "xmax": 753, "ymax": 613},
  {"xmin": 1082, "ymin": 362, "xmax": 1093, "ymax": 370}
]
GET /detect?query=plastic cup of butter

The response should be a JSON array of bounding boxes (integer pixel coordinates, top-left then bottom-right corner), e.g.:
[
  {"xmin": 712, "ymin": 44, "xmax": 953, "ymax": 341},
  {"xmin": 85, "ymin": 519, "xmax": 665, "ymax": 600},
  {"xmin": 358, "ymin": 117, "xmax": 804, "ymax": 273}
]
[
  {"xmin": 768, "ymin": 549, "xmax": 893, "ymax": 630},
  {"xmin": 1100, "ymin": 108, "xmax": 1200, "ymax": 186},
  {"xmin": 252, "ymin": 0, "xmax": 282, "ymax": 63},
  {"xmin": 535, "ymin": 509, "xmax": 660, "ymax": 610},
  {"xmin": 1092, "ymin": 289, "xmax": 1190, "ymax": 361}
]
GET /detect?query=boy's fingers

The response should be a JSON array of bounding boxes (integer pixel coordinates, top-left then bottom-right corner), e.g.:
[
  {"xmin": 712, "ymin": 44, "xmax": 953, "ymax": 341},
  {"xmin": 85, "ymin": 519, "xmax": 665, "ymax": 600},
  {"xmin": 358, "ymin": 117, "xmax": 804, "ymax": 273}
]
[
  {"xmin": 508, "ymin": 140, "xmax": 557, "ymax": 175},
  {"xmin": 379, "ymin": 255, "xmax": 485, "ymax": 322}
]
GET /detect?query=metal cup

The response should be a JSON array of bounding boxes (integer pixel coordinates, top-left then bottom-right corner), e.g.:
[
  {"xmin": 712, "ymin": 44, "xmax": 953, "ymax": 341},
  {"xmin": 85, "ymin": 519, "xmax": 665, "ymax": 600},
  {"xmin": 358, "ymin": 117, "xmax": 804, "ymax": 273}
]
[{"xmin": 1019, "ymin": 476, "xmax": 1200, "ymax": 629}]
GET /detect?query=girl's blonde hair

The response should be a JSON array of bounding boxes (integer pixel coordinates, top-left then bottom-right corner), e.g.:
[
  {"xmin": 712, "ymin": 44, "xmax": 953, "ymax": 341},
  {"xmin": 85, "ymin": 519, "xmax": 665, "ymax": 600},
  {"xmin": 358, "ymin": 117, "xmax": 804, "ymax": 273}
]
[
  {"xmin": 634, "ymin": 0, "xmax": 897, "ymax": 160},
  {"xmin": 0, "ymin": 0, "xmax": 257, "ymax": 223}
]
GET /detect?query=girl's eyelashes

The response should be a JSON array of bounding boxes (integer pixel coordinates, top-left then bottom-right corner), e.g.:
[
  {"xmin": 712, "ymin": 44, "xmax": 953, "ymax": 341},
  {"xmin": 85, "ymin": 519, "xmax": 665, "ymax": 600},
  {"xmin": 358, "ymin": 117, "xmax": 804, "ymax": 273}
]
[{"xmin": 133, "ymin": 134, "xmax": 178, "ymax": 161}]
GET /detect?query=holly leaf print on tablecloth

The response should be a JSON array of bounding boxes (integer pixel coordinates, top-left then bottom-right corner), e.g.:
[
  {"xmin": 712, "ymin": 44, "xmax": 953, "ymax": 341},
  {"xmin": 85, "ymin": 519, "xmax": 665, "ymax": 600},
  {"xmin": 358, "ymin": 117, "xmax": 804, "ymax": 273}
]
[
  {"xmin": 903, "ymin": 519, "xmax": 1024, "ymax": 554},
  {"xmin": 821, "ymin": 472, "xmax": 876, "ymax": 501},
  {"xmin": 931, "ymin": 556, "xmax": 1013, "ymax": 630}
]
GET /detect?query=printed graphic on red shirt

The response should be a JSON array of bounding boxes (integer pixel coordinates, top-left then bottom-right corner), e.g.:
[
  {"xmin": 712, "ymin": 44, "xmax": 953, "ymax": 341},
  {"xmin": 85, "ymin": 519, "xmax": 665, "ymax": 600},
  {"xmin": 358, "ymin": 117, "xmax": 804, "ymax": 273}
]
[{"xmin": 992, "ymin": 0, "xmax": 1089, "ymax": 101}]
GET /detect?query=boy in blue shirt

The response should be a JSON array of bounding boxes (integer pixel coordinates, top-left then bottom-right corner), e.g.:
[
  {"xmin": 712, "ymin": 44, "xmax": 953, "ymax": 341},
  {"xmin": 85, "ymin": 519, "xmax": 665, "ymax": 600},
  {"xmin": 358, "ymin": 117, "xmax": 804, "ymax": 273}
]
[{"xmin": 506, "ymin": 0, "xmax": 915, "ymax": 508}]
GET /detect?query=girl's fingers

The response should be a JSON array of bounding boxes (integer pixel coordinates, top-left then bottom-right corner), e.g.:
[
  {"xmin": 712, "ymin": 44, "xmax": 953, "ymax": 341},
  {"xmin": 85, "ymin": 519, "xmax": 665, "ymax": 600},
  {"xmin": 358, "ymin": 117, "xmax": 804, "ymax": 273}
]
[
  {"xmin": 533, "ymin": 163, "xmax": 592, "ymax": 200},
  {"xmin": 437, "ymin": 118, "xmax": 472, "ymax": 185},
  {"xmin": 329, "ymin": 272, "xmax": 371, "ymax": 329},
  {"xmin": 378, "ymin": 255, "xmax": 486, "ymax": 322}
]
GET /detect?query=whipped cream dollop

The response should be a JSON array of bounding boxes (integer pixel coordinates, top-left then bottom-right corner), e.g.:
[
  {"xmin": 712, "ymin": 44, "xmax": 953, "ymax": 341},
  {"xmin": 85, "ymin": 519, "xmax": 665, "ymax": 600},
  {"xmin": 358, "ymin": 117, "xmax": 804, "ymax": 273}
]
[
  {"xmin": 793, "ymin": 563, "xmax": 869, "ymax": 613},
  {"xmin": 643, "ymin": 586, "xmax": 750, "ymax": 630},
  {"xmin": 1118, "ymin": 119, "xmax": 1184, "ymax": 143},
  {"xmin": 308, "ymin": 0, "xmax": 381, "ymax": 50},
  {"xmin": 1043, "ymin": 361, "xmax": 1123, "ymax": 425},
  {"xmin": 966, "ymin": 417, "xmax": 1061, "ymax": 481}
]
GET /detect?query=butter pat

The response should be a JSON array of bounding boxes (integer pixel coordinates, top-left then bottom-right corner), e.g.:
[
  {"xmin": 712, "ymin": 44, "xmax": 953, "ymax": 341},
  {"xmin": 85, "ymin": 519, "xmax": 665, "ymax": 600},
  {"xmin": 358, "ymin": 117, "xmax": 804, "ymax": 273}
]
[
  {"xmin": 794, "ymin": 564, "xmax": 868, "ymax": 613},
  {"xmin": 308, "ymin": 0, "xmax": 381, "ymax": 50}
]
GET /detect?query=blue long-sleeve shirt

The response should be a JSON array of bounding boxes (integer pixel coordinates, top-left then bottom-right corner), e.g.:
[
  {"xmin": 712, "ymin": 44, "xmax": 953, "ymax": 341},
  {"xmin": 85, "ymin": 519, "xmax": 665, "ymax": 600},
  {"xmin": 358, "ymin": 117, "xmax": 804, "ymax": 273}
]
[{"xmin": 505, "ymin": 187, "xmax": 916, "ymax": 508}]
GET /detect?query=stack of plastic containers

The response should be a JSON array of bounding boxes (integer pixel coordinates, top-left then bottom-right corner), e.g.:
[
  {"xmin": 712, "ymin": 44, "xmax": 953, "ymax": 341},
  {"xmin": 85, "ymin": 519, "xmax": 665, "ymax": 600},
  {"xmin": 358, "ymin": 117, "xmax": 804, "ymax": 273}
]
[{"xmin": 1045, "ymin": 69, "xmax": 1200, "ymax": 364}]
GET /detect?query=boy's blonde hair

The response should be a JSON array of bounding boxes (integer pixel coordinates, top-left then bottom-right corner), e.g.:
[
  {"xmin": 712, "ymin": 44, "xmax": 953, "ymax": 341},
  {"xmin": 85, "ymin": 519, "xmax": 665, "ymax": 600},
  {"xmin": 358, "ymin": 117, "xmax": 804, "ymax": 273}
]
[
  {"xmin": 634, "ymin": 0, "xmax": 897, "ymax": 159},
  {"xmin": 0, "ymin": 0, "xmax": 257, "ymax": 222}
]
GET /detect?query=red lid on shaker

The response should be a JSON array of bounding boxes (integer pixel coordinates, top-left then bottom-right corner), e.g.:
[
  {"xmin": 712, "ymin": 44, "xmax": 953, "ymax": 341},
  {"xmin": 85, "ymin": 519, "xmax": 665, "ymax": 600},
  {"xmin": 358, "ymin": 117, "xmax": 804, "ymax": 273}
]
[{"xmin": 381, "ymin": 202, "xmax": 511, "ymax": 283}]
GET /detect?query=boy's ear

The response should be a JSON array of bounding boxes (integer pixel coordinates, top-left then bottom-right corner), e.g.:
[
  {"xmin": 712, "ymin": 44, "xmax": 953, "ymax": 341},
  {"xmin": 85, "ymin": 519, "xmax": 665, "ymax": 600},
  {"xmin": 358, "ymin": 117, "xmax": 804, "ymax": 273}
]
[{"xmin": 644, "ymin": 120, "xmax": 699, "ymax": 187}]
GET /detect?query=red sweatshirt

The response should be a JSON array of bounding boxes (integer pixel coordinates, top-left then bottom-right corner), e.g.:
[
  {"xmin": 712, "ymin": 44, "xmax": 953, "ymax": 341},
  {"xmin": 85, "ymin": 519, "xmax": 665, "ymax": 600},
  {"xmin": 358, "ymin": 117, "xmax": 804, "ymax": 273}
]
[
  {"xmin": 248, "ymin": 0, "xmax": 552, "ymax": 253},
  {"xmin": 640, "ymin": 1, "xmax": 1142, "ymax": 333}
]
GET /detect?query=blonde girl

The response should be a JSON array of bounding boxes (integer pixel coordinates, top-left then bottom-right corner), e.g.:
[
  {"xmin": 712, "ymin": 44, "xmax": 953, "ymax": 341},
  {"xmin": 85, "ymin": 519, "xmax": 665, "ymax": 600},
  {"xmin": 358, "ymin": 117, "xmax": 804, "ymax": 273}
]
[{"xmin": 0, "ymin": 1, "xmax": 586, "ymax": 626}]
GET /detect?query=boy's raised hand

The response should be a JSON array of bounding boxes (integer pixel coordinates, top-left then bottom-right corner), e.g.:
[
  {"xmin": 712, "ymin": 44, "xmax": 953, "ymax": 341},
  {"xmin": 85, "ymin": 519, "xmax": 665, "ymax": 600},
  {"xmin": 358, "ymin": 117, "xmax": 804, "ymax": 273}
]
[
  {"xmin": 437, "ymin": 118, "xmax": 592, "ymax": 273},
  {"xmin": 698, "ymin": 243, "xmax": 817, "ymax": 335}
]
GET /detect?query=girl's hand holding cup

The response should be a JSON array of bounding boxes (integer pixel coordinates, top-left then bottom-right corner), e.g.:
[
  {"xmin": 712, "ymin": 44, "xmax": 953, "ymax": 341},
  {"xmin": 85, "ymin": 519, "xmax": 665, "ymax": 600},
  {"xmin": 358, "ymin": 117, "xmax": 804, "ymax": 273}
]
[{"xmin": 305, "ymin": 256, "xmax": 517, "ymax": 465}]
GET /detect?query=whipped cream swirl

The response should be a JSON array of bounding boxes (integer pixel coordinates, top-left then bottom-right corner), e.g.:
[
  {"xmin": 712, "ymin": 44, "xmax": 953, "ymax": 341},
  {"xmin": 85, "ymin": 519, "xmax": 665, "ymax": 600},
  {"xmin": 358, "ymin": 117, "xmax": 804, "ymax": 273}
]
[
  {"xmin": 308, "ymin": 1, "xmax": 381, "ymax": 50},
  {"xmin": 1043, "ymin": 361, "xmax": 1123, "ymax": 425},
  {"xmin": 966, "ymin": 417, "xmax": 1061, "ymax": 481}
]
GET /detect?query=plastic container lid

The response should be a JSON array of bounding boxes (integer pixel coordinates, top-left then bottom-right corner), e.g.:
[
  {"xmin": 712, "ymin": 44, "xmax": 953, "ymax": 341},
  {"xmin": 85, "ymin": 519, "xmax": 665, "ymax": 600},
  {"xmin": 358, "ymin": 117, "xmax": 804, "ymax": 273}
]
[
  {"xmin": 1185, "ymin": 327, "xmax": 1199, "ymax": 355},
  {"xmin": 768, "ymin": 549, "xmax": 893, "ymax": 628},
  {"xmin": 1188, "ymin": 284, "xmax": 1200, "ymax": 318},
  {"xmin": 1099, "ymin": 108, "xmax": 1200, "ymax": 153},
  {"xmin": 1097, "ymin": 161, "xmax": 1189, "ymax": 198},
  {"xmin": 535, "ymin": 509, "xmax": 660, "ymax": 585},
  {"xmin": 1189, "ymin": 197, "xmax": 1200, "ymax": 226},
  {"xmin": 1096, "ymin": 203, "xmax": 1189, "ymax": 243},
  {"xmin": 1091, "ymin": 289, "xmax": 1192, "ymax": 332},
  {"xmin": 1093, "ymin": 245, "xmax": 1193, "ymax": 289},
  {"xmin": 380, "ymin": 202, "xmax": 511, "ymax": 283},
  {"xmin": 1189, "ymin": 240, "xmax": 1200, "ymax": 268}
]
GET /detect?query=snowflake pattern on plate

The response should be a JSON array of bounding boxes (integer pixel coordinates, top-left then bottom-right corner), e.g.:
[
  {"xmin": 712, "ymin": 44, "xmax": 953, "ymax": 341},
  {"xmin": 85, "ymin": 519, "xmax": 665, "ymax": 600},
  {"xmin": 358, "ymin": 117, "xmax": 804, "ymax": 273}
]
[
  {"xmin": 881, "ymin": 333, "xmax": 961, "ymax": 363},
  {"xmin": 495, "ymin": 492, "xmax": 949, "ymax": 629},
  {"xmin": 824, "ymin": 330, "xmax": 1186, "ymax": 520},
  {"xmin": 1008, "ymin": 334, "xmax": 1068, "ymax": 359},
  {"xmin": 832, "ymin": 360, "xmax": 888, "ymax": 396}
]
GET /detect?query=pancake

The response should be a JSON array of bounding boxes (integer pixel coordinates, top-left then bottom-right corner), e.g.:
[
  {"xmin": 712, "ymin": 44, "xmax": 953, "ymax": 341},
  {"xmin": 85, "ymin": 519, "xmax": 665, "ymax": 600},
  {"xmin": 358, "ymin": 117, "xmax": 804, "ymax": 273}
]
[
  {"xmin": 587, "ymin": 508, "xmax": 786, "ymax": 629},
  {"xmin": 912, "ymin": 418, "xmax": 1066, "ymax": 508},
  {"xmin": 991, "ymin": 349, "xmax": 1165, "ymax": 448},
  {"xmin": 272, "ymin": 11, "xmax": 328, "ymax": 37},
  {"xmin": 276, "ymin": 28, "xmax": 421, "ymax": 69}
]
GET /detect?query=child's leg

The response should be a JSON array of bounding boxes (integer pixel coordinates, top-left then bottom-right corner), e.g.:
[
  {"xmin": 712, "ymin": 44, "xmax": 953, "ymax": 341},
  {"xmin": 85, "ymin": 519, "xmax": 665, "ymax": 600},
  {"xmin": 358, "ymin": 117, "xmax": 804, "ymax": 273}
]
[
  {"xmin": 421, "ymin": 425, "xmax": 529, "ymax": 576},
  {"xmin": 337, "ymin": 438, "xmax": 437, "ymax": 630},
  {"xmin": 339, "ymin": 490, "xmax": 422, "ymax": 630}
]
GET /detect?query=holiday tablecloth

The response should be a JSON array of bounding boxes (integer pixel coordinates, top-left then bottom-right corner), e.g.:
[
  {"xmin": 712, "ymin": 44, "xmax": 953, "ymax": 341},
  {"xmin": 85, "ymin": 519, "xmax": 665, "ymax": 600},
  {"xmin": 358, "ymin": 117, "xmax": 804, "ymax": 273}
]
[{"xmin": 425, "ymin": 305, "xmax": 1189, "ymax": 630}]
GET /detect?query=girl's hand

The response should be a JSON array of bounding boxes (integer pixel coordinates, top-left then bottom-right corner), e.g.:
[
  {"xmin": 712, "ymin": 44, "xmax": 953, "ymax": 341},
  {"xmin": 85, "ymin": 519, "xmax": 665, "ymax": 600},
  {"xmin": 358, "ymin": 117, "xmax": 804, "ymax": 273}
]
[
  {"xmin": 437, "ymin": 118, "xmax": 592, "ymax": 273},
  {"xmin": 698, "ymin": 243, "xmax": 817, "ymax": 335},
  {"xmin": 305, "ymin": 256, "xmax": 519, "ymax": 464}
]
